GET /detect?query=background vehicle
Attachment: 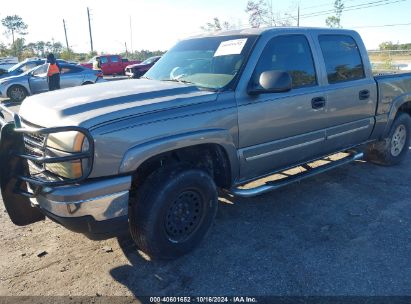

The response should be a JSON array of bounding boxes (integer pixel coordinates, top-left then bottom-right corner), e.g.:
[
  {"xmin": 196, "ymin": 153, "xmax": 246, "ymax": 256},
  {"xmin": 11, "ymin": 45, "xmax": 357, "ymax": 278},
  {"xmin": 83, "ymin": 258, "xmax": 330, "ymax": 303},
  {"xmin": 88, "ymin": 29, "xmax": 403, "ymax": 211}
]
[
  {"xmin": 0, "ymin": 63, "xmax": 104, "ymax": 102},
  {"xmin": 1, "ymin": 27, "xmax": 411, "ymax": 260},
  {"xmin": 80, "ymin": 55, "xmax": 140, "ymax": 75},
  {"xmin": 125, "ymin": 56, "xmax": 161, "ymax": 78},
  {"xmin": 0, "ymin": 58, "xmax": 67, "ymax": 80},
  {"xmin": 0, "ymin": 57, "xmax": 18, "ymax": 73}
]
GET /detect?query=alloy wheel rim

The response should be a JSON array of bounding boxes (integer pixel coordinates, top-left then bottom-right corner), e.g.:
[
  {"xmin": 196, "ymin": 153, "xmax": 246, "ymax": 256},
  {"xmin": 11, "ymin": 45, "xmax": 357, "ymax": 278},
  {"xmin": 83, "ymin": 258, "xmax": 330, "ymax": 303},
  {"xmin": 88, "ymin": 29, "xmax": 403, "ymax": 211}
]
[
  {"xmin": 391, "ymin": 124, "xmax": 407, "ymax": 157},
  {"xmin": 11, "ymin": 87, "xmax": 24, "ymax": 101}
]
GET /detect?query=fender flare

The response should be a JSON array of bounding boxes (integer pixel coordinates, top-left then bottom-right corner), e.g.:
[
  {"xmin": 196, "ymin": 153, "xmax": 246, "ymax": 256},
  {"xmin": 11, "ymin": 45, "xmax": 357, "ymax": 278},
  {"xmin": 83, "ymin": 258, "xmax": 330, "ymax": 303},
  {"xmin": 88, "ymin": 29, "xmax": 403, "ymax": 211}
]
[
  {"xmin": 383, "ymin": 94, "xmax": 411, "ymax": 138},
  {"xmin": 119, "ymin": 128, "xmax": 239, "ymax": 183}
]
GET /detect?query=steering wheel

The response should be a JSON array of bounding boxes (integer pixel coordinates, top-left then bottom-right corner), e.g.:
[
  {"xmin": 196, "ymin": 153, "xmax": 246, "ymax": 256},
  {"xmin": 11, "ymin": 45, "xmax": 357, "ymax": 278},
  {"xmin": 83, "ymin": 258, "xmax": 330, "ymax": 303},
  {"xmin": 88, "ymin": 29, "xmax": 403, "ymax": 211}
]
[{"xmin": 170, "ymin": 67, "xmax": 187, "ymax": 80}]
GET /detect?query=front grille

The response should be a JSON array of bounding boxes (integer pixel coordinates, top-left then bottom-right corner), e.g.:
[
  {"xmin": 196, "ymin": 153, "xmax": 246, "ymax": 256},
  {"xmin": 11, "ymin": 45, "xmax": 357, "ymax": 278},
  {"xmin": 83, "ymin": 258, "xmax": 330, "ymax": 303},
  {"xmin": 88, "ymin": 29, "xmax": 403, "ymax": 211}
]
[{"xmin": 21, "ymin": 121, "xmax": 47, "ymax": 171}]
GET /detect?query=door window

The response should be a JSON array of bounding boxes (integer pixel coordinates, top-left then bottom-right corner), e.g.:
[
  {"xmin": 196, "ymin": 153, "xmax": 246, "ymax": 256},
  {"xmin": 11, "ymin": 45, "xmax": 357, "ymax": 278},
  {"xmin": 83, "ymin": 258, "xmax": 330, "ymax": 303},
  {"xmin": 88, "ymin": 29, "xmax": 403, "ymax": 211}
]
[
  {"xmin": 110, "ymin": 56, "xmax": 119, "ymax": 63},
  {"xmin": 60, "ymin": 66, "xmax": 82, "ymax": 74},
  {"xmin": 100, "ymin": 57, "xmax": 108, "ymax": 64},
  {"xmin": 253, "ymin": 35, "xmax": 317, "ymax": 89},
  {"xmin": 319, "ymin": 35, "xmax": 365, "ymax": 84}
]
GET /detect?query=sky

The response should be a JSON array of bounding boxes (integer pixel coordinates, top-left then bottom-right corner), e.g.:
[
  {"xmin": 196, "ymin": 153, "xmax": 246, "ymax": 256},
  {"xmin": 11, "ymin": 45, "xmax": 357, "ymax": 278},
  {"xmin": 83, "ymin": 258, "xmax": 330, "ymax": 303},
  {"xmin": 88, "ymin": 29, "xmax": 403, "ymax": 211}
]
[{"xmin": 0, "ymin": 0, "xmax": 410, "ymax": 54}]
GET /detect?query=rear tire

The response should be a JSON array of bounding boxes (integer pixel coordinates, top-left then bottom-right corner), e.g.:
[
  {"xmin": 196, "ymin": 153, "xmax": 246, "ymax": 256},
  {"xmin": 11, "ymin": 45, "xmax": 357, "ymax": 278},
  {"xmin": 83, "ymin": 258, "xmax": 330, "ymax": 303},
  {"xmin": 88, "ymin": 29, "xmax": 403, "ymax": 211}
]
[
  {"xmin": 366, "ymin": 112, "xmax": 411, "ymax": 166},
  {"xmin": 129, "ymin": 166, "xmax": 218, "ymax": 260},
  {"xmin": 8, "ymin": 85, "xmax": 27, "ymax": 102}
]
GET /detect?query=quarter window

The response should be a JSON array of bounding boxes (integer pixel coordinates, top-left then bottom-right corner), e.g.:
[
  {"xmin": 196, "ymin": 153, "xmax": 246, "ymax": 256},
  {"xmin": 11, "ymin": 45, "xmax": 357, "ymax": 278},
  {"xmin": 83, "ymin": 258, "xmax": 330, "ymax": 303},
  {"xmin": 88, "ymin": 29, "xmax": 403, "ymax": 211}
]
[
  {"xmin": 254, "ymin": 35, "xmax": 317, "ymax": 89},
  {"xmin": 110, "ymin": 56, "xmax": 119, "ymax": 63},
  {"xmin": 319, "ymin": 35, "xmax": 365, "ymax": 84}
]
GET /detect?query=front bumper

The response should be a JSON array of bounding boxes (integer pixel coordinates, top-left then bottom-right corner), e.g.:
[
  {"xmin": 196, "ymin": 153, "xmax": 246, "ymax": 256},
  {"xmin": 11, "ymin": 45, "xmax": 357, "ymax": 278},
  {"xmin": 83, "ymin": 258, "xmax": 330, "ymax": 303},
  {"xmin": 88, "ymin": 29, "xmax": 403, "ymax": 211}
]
[{"xmin": 31, "ymin": 175, "xmax": 132, "ymax": 237}]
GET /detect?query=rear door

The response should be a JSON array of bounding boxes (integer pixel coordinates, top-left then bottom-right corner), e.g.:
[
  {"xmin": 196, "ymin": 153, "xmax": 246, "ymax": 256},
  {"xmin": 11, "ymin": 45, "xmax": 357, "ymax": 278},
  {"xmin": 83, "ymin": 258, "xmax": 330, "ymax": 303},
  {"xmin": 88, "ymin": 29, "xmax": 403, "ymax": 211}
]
[
  {"xmin": 110, "ymin": 55, "xmax": 122, "ymax": 74},
  {"xmin": 60, "ymin": 65, "xmax": 85, "ymax": 88},
  {"xmin": 314, "ymin": 33, "xmax": 377, "ymax": 151}
]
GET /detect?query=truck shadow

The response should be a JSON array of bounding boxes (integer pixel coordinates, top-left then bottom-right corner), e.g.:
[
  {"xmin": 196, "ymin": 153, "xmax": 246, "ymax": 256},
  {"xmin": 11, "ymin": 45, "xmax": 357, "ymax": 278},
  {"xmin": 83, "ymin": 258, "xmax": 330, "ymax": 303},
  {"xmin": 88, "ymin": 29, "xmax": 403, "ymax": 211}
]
[{"xmin": 109, "ymin": 155, "xmax": 411, "ymax": 297}]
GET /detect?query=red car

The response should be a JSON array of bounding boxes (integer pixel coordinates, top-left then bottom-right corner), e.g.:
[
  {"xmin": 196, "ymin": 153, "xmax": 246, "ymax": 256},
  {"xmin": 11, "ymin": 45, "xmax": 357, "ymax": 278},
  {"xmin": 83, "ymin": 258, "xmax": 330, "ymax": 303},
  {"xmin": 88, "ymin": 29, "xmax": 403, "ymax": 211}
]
[
  {"xmin": 125, "ymin": 56, "xmax": 161, "ymax": 78},
  {"xmin": 81, "ymin": 55, "xmax": 140, "ymax": 75}
]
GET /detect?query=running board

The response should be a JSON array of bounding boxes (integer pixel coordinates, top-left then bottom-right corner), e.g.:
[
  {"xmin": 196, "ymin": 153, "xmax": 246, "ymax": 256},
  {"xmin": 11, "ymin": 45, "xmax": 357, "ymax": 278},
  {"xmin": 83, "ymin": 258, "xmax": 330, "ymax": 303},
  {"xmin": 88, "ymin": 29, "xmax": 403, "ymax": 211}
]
[{"xmin": 231, "ymin": 151, "xmax": 364, "ymax": 198}]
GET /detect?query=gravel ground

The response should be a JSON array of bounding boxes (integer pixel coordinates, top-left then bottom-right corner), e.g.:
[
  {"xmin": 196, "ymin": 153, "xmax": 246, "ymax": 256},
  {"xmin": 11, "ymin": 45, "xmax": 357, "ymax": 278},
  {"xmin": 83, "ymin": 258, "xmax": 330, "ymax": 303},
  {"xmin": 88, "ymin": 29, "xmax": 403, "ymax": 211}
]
[{"xmin": 0, "ymin": 149, "xmax": 410, "ymax": 298}]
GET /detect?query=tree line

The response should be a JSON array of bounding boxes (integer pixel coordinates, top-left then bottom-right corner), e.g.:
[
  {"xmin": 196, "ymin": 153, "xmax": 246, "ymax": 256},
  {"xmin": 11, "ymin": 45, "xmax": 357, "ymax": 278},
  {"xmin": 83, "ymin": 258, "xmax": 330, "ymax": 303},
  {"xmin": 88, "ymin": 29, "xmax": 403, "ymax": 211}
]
[{"xmin": 0, "ymin": 15, "xmax": 165, "ymax": 62}]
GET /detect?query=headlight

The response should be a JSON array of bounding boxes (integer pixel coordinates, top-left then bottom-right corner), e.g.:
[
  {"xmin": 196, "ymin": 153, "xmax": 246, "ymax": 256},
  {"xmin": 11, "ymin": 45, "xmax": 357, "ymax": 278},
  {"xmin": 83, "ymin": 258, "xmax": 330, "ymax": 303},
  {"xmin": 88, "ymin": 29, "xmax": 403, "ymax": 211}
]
[{"xmin": 44, "ymin": 131, "xmax": 91, "ymax": 179}]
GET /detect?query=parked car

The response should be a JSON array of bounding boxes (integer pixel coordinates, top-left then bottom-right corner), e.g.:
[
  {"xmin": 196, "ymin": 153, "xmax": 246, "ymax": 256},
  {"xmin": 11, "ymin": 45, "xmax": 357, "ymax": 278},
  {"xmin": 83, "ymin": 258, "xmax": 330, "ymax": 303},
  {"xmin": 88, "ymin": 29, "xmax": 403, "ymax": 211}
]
[
  {"xmin": 0, "ymin": 57, "xmax": 18, "ymax": 73},
  {"xmin": 1, "ymin": 27, "xmax": 411, "ymax": 260},
  {"xmin": 80, "ymin": 55, "xmax": 140, "ymax": 75},
  {"xmin": 0, "ymin": 63, "xmax": 104, "ymax": 102},
  {"xmin": 125, "ymin": 56, "xmax": 161, "ymax": 78},
  {"xmin": 0, "ymin": 58, "xmax": 68, "ymax": 80}
]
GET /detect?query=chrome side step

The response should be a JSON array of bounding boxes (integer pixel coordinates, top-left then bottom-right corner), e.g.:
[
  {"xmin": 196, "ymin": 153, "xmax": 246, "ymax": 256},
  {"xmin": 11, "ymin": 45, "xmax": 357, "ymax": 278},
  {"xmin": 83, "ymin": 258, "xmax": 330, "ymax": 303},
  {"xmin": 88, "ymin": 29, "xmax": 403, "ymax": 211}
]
[{"xmin": 231, "ymin": 151, "xmax": 364, "ymax": 198}]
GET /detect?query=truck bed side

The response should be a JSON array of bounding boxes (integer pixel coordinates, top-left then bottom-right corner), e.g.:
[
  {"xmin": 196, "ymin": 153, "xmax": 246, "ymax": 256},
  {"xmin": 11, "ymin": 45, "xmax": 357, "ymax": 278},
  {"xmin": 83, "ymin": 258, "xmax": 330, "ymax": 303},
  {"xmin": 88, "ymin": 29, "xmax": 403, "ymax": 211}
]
[{"xmin": 373, "ymin": 72, "xmax": 411, "ymax": 138}]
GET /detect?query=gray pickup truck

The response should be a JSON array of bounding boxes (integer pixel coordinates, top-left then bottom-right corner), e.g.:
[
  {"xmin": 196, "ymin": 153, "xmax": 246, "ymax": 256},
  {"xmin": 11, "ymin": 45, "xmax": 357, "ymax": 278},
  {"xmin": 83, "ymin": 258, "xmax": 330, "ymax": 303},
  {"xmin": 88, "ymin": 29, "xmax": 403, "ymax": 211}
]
[{"xmin": 1, "ymin": 27, "xmax": 410, "ymax": 259}]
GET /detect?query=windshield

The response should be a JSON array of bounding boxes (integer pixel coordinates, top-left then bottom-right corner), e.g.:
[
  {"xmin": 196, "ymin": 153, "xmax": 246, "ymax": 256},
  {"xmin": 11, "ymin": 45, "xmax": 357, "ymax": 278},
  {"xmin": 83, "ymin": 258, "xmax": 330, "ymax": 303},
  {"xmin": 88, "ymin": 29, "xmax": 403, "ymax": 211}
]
[{"xmin": 145, "ymin": 35, "xmax": 257, "ymax": 90}]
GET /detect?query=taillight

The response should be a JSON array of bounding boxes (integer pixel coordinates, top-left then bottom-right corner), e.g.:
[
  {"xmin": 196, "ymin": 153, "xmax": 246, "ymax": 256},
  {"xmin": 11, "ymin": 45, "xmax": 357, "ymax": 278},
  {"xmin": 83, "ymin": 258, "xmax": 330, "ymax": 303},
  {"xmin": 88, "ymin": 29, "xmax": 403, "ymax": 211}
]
[{"xmin": 95, "ymin": 72, "xmax": 103, "ymax": 78}]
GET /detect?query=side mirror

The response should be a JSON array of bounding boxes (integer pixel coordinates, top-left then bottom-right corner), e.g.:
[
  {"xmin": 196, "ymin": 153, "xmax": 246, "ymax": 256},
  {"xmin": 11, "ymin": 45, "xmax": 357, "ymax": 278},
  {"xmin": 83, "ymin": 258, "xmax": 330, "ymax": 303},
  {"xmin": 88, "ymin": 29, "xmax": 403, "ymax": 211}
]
[{"xmin": 248, "ymin": 70, "xmax": 292, "ymax": 95}]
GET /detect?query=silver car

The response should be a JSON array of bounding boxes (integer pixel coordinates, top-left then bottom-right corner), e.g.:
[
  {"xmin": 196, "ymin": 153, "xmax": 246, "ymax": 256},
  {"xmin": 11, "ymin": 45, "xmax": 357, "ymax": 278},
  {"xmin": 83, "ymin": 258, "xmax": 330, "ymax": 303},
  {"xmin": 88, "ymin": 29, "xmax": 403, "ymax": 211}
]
[{"xmin": 0, "ymin": 63, "xmax": 105, "ymax": 102}]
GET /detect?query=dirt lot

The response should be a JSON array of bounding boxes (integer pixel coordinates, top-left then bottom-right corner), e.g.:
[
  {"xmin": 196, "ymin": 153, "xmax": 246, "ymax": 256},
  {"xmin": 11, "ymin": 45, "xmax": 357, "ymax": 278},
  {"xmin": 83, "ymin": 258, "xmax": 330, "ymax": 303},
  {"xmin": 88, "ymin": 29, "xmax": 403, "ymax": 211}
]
[{"xmin": 0, "ymin": 142, "xmax": 410, "ymax": 298}]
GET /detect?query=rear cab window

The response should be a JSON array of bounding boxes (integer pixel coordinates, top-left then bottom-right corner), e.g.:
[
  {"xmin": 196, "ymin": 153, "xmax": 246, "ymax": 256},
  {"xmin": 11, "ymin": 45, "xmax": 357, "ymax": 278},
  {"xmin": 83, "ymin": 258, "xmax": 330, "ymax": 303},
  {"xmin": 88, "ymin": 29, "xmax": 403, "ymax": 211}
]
[
  {"xmin": 253, "ymin": 34, "xmax": 318, "ymax": 89},
  {"xmin": 318, "ymin": 35, "xmax": 365, "ymax": 84}
]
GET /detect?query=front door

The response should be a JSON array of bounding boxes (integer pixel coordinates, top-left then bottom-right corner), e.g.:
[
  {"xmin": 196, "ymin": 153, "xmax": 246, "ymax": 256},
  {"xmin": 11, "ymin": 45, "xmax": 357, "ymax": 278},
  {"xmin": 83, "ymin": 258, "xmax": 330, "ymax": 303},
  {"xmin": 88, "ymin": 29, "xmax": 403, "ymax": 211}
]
[
  {"xmin": 236, "ymin": 34, "xmax": 329, "ymax": 182},
  {"xmin": 28, "ymin": 64, "xmax": 48, "ymax": 94}
]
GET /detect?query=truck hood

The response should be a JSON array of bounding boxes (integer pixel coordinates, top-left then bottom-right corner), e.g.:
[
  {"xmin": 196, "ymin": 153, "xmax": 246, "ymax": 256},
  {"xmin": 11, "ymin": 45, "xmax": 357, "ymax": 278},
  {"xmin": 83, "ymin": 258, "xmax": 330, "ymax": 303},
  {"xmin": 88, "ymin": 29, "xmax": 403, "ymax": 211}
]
[{"xmin": 19, "ymin": 79, "xmax": 217, "ymax": 129}]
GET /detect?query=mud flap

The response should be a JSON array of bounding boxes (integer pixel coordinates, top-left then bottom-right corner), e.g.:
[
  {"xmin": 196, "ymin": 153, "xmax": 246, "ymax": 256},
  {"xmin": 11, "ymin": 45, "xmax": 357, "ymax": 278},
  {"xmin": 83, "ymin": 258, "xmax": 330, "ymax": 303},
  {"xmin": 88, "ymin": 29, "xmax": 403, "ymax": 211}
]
[{"xmin": 0, "ymin": 122, "xmax": 45, "ymax": 226}]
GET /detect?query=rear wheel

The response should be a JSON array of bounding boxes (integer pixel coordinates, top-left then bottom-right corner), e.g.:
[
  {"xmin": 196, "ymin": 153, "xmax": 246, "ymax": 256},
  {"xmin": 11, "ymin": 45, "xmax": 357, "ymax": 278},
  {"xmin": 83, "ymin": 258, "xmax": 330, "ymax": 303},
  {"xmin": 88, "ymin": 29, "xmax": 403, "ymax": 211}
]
[
  {"xmin": 8, "ymin": 85, "xmax": 27, "ymax": 102},
  {"xmin": 366, "ymin": 112, "xmax": 411, "ymax": 166},
  {"xmin": 129, "ymin": 166, "xmax": 218, "ymax": 259}
]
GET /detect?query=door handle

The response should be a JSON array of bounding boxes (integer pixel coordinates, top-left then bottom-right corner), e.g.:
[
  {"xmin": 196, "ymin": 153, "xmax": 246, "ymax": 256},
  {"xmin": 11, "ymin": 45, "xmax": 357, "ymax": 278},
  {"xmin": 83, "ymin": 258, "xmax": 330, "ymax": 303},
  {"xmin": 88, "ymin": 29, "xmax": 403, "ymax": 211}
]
[
  {"xmin": 359, "ymin": 90, "xmax": 370, "ymax": 100},
  {"xmin": 311, "ymin": 97, "xmax": 326, "ymax": 109}
]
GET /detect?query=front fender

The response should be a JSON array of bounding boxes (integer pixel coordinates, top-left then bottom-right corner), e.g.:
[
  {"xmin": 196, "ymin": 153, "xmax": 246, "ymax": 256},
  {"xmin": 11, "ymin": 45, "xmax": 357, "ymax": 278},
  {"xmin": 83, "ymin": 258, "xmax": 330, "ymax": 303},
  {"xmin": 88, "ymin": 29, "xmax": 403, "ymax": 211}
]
[{"xmin": 119, "ymin": 128, "xmax": 239, "ymax": 183}]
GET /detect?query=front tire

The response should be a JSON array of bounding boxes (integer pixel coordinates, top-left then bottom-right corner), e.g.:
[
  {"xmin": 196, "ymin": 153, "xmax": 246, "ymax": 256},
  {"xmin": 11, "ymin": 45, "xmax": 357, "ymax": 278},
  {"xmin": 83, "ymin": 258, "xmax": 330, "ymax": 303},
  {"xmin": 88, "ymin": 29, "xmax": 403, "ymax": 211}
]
[
  {"xmin": 129, "ymin": 166, "xmax": 218, "ymax": 259},
  {"xmin": 366, "ymin": 112, "xmax": 411, "ymax": 166},
  {"xmin": 8, "ymin": 85, "xmax": 27, "ymax": 102}
]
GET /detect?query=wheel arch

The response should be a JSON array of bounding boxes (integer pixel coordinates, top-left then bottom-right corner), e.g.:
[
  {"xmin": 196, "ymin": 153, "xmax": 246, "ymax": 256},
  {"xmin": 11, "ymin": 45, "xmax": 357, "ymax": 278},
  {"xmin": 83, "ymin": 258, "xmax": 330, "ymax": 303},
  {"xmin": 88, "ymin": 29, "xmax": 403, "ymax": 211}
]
[
  {"xmin": 383, "ymin": 95, "xmax": 411, "ymax": 137},
  {"xmin": 119, "ymin": 129, "xmax": 239, "ymax": 189},
  {"xmin": 7, "ymin": 84, "xmax": 29, "ymax": 99}
]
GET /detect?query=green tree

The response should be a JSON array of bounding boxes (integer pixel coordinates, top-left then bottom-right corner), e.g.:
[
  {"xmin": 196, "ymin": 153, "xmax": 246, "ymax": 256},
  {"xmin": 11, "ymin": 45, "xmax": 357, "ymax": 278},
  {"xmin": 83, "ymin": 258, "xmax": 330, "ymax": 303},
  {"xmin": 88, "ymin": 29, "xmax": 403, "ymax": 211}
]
[
  {"xmin": 11, "ymin": 37, "xmax": 26, "ymax": 59},
  {"xmin": 325, "ymin": 0, "xmax": 344, "ymax": 28},
  {"xmin": 1, "ymin": 15, "xmax": 28, "ymax": 45}
]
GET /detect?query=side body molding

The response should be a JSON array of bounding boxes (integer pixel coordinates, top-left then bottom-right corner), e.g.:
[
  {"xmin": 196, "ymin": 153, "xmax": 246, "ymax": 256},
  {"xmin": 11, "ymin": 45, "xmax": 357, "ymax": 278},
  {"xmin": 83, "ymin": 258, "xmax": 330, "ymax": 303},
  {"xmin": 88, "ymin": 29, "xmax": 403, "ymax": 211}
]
[{"xmin": 119, "ymin": 128, "xmax": 239, "ymax": 183}]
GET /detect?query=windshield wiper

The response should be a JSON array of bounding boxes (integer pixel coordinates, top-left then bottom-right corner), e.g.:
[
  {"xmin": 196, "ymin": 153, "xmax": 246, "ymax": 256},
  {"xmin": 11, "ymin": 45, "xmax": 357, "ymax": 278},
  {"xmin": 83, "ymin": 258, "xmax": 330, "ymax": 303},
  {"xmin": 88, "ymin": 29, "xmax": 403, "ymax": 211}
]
[
  {"xmin": 162, "ymin": 78, "xmax": 195, "ymax": 85},
  {"xmin": 140, "ymin": 76, "xmax": 151, "ymax": 80}
]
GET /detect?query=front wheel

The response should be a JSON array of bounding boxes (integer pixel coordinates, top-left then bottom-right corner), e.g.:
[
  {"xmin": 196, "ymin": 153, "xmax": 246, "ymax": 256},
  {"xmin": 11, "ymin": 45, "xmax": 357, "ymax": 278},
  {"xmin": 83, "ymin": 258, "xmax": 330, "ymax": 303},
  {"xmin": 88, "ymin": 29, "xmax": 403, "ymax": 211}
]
[
  {"xmin": 129, "ymin": 166, "xmax": 218, "ymax": 259},
  {"xmin": 8, "ymin": 85, "xmax": 27, "ymax": 102},
  {"xmin": 366, "ymin": 112, "xmax": 411, "ymax": 166}
]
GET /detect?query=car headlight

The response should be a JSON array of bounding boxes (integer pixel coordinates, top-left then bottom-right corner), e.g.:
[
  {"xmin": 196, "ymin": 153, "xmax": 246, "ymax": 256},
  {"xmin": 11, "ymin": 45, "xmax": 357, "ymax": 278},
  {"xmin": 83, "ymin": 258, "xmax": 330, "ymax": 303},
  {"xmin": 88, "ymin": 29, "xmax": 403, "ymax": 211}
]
[{"xmin": 45, "ymin": 131, "xmax": 91, "ymax": 179}]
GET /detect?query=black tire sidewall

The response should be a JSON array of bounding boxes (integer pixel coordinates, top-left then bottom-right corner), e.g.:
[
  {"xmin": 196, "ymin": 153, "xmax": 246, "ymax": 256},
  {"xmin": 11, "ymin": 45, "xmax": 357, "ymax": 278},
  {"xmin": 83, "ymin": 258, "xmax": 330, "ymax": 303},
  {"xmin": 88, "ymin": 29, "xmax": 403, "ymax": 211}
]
[
  {"xmin": 130, "ymin": 167, "xmax": 218, "ymax": 259},
  {"xmin": 8, "ymin": 85, "xmax": 27, "ymax": 102},
  {"xmin": 386, "ymin": 113, "xmax": 411, "ymax": 165}
]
